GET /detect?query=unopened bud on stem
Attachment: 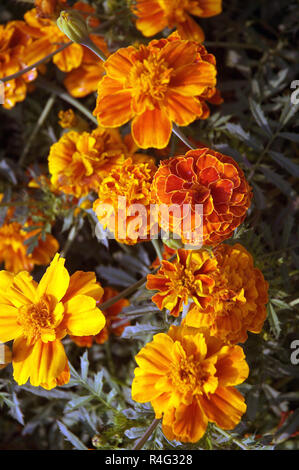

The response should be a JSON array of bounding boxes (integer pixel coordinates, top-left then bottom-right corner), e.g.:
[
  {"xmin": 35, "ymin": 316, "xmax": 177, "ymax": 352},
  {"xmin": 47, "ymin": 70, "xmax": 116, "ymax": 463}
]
[{"xmin": 57, "ymin": 10, "xmax": 89, "ymax": 43}]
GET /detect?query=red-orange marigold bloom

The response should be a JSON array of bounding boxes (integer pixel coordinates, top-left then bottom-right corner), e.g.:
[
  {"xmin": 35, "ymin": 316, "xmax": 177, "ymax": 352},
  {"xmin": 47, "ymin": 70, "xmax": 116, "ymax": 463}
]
[
  {"xmin": 93, "ymin": 154, "xmax": 158, "ymax": 245},
  {"xmin": 48, "ymin": 127, "xmax": 132, "ymax": 198},
  {"xmin": 132, "ymin": 324, "xmax": 249, "ymax": 443},
  {"xmin": 132, "ymin": 0, "xmax": 222, "ymax": 42},
  {"xmin": 71, "ymin": 287, "xmax": 129, "ymax": 347},
  {"xmin": 185, "ymin": 243, "xmax": 269, "ymax": 344},
  {"xmin": 147, "ymin": 248, "xmax": 217, "ymax": 317},
  {"xmin": 152, "ymin": 147, "xmax": 252, "ymax": 246},
  {"xmin": 93, "ymin": 34, "xmax": 218, "ymax": 149},
  {"xmin": 0, "ymin": 21, "xmax": 37, "ymax": 109},
  {"xmin": 35, "ymin": 0, "xmax": 68, "ymax": 19}
]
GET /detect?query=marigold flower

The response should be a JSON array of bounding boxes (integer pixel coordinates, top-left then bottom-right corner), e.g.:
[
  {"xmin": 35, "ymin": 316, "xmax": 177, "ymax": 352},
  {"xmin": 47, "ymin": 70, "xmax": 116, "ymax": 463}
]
[
  {"xmin": 132, "ymin": 324, "xmax": 249, "ymax": 443},
  {"xmin": 0, "ymin": 219, "xmax": 59, "ymax": 274},
  {"xmin": 185, "ymin": 243, "xmax": 269, "ymax": 344},
  {"xmin": 93, "ymin": 154, "xmax": 158, "ymax": 244},
  {"xmin": 0, "ymin": 253, "xmax": 105, "ymax": 389},
  {"xmin": 71, "ymin": 287, "xmax": 129, "ymax": 347},
  {"xmin": 147, "ymin": 248, "xmax": 217, "ymax": 316},
  {"xmin": 152, "ymin": 147, "xmax": 252, "ymax": 246},
  {"xmin": 58, "ymin": 108, "xmax": 89, "ymax": 131},
  {"xmin": 0, "ymin": 21, "xmax": 37, "ymax": 109},
  {"xmin": 93, "ymin": 33, "xmax": 218, "ymax": 149},
  {"xmin": 132, "ymin": 0, "xmax": 222, "ymax": 42},
  {"xmin": 35, "ymin": 0, "xmax": 68, "ymax": 19},
  {"xmin": 48, "ymin": 127, "xmax": 131, "ymax": 198},
  {"xmin": 22, "ymin": 3, "xmax": 104, "ymax": 73}
]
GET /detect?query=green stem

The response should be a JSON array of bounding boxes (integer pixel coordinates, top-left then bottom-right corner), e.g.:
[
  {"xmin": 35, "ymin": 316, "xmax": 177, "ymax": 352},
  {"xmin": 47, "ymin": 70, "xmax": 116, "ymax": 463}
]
[
  {"xmin": 81, "ymin": 36, "xmax": 107, "ymax": 61},
  {"xmin": 35, "ymin": 77, "xmax": 98, "ymax": 125},
  {"xmin": 19, "ymin": 94, "xmax": 56, "ymax": 166},
  {"xmin": 151, "ymin": 238, "xmax": 162, "ymax": 261},
  {"xmin": 213, "ymin": 425, "xmax": 250, "ymax": 450},
  {"xmin": 132, "ymin": 418, "xmax": 160, "ymax": 450},
  {"xmin": 172, "ymin": 124, "xmax": 196, "ymax": 150},
  {"xmin": 98, "ymin": 254, "xmax": 176, "ymax": 311}
]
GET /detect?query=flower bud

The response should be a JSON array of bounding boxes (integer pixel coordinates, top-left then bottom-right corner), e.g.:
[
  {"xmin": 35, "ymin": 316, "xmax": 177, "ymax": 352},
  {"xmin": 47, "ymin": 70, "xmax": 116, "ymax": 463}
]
[
  {"xmin": 161, "ymin": 233, "xmax": 184, "ymax": 250},
  {"xmin": 57, "ymin": 10, "xmax": 89, "ymax": 43}
]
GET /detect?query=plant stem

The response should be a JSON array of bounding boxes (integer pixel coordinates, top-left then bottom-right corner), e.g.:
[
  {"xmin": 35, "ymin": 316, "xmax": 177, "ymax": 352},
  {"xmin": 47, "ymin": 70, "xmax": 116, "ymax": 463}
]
[
  {"xmin": 132, "ymin": 418, "xmax": 160, "ymax": 450},
  {"xmin": 19, "ymin": 94, "xmax": 56, "ymax": 166},
  {"xmin": 213, "ymin": 425, "xmax": 250, "ymax": 450},
  {"xmin": 98, "ymin": 254, "xmax": 176, "ymax": 311},
  {"xmin": 81, "ymin": 36, "xmax": 107, "ymax": 61},
  {"xmin": 151, "ymin": 238, "xmax": 162, "ymax": 261},
  {"xmin": 172, "ymin": 124, "xmax": 196, "ymax": 150},
  {"xmin": 1, "ymin": 42, "xmax": 73, "ymax": 84},
  {"xmin": 35, "ymin": 77, "xmax": 98, "ymax": 125}
]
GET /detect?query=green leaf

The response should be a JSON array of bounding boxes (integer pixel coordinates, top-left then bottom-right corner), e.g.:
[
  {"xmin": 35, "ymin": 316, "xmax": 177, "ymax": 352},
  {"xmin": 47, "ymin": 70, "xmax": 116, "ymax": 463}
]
[
  {"xmin": 260, "ymin": 165, "xmax": 296, "ymax": 198},
  {"xmin": 249, "ymin": 98, "xmax": 272, "ymax": 137},
  {"xmin": 269, "ymin": 151, "xmax": 299, "ymax": 178},
  {"xmin": 267, "ymin": 303, "xmax": 281, "ymax": 338},
  {"xmin": 226, "ymin": 123, "xmax": 262, "ymax": 151},
  {"xmin": 57, "ymin": 420, "xmax": 88, "ymax": 450},
  {"xmin": 279, "ymin": 132, "xmax": 299, "ymax": 143},
  {"xmin": 80, "ymin": 351, "xmax": 89, "ymax": 381}
]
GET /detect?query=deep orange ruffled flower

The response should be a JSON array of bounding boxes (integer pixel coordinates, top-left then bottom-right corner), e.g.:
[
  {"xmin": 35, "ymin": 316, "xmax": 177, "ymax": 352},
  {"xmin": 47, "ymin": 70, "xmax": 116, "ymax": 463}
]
[
  {"xmin": 22, "ymin": 3, "xmax": 103, "ymax": 73},
  {"xmin": 71, "ymin": 287, "xmax": 130, "ymax": 347},
  {"xmin": 48, "ymin": 127, "xmax": 132, "ymax": 198},
  {"xmin": 132, "ymin": 0, "xmax": 222, "ymax": 42},
  {"xmin": 185, "ymin": 243, "xmax": 269, "ymax": 344},
  {"xmin": 0, "ymin": 215, "xmax": 59, "ymax": 275},
  {"xmin": 93, "ymin": 154, "xmax": 158, "ymax": 244},
  {"xmin": 147, "ymin": 249, "xmax": 217, "ymax": 316},
  {"xmin": 152, "ymin": 147, "xmax": 252, "ymax": 246},
  {"xmin": 93, "ymin": 33, "xmax": 218, "ymax": 149},
  {"xmin": 0, "ymin": 254, "xmax": 106, "ymax": 389},
  {"xmin": 0, "ymin": 21, "xmax": 37, "ymax": 109},
  {"xmin": 35, "ymin": 0, "xmax": 68, "ymax": 19},
  {"xmin": 132, "ymin": 324, "xmax": 249, "ymax": 443}
]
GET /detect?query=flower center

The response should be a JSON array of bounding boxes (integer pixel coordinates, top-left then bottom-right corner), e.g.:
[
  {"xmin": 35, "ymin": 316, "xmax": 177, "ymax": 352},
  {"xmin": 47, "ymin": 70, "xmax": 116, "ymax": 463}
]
[
  {"xmin": 169, "ymin": 354, "xmax": 217, "ymax": 397},
  {"xmin": 17, "ymin": 294, "xmax": 58, "ymax": 343},
  {"xmin": 129, "ymin": 52, "xmax": 172, "ymax": 108}
]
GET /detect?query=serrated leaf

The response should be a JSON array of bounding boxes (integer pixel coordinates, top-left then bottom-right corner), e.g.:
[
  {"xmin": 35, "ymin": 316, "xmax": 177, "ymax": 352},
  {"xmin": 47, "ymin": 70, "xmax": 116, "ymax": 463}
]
[
  {"xmin": 93, "ymin": 370, "xmax": 104, "ymax": 394},
  {"xmin": 80, "ymin": 351, "xmax": 89, "ymax": 381},
  {"xmin": 57, "ymin": 420, "xmax": 88, "ymax": 450},
  {"xmin": 226, "ymin": 123, "xmax": 262, "ymax": 151},
  {"xmin": 279, "ymin": 132, "xmax": 299, "ymax": 143},
  {"xmin": 273, "ymin": 408, "xmax": 299, "ymax": 444},
  {"xmin": 96, "ymin": 265, "xmax": 136, "ymax": 287},
  {"xmin": 267, "ymin": 303, "xmax": 281, "ymax": 338},
  {"xmin": 65, "ymin": 396, "xmax": 93, "ymax": 412},
  {"xmin": 121, "ymin": 323, "xmax": 162, "ymax": 340},
  {"xmin": 269, "ymin": 151, "xmax": 299, "ymax": 178},
  {"xmin": 249, "ymin": 98, "xmax": 272, "ymax": 137},
  {"xmin": 260, "ymin": 165, "xmax": 296, "ymax": 198}
]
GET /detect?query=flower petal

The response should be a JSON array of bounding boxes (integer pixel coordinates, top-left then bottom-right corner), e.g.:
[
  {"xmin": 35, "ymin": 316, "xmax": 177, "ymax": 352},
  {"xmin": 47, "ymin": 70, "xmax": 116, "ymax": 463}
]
[
  {"xmin": 64, "ymin": 294, "xmax": 106, "ymax": 336},
  {"xmin": 37, "ymin": 254, "xmax": 69, "ymax": 302},
  {"xmin": 131, "ymin": 108, "xmax": 172, "ymax": 149}
]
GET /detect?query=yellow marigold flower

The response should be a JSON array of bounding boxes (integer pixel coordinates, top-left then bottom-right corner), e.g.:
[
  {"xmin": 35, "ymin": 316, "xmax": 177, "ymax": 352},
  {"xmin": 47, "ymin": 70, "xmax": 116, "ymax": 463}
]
[
  {"xmin": 0, "ymin": 344, "xmax": 12, "ymax": 370},
  {"xmin": 93, "ymin": 154, "xmax": 158, "ymax": 244},
  {"xmin": 0, "ymin": 219, "xmax": 59, "ymax": 275},
  {"xmin": 147, "ymin": 249, "xmax": 217, "ymax": 316},
  {"xmin": 48, "ymin": 127, "xmax": 131, "ymax": 198},
  {"xmin": 58, "ymin": 108, "xmax": 89, "ymax": 132},
  {"xmin": 132, "ymin": 0, "xmax": 222, "ymax": 42},
  {"xmin": 71, "ymin": 287, "xmax": 130, "ymax": 347},
  {"xmin": 132, "ymin": 324, "xmax": 249, "ymax": 443},
  {"xmin": 0, "ymin": 21, "xmax": 37, "ymax": 109},
  {"xmin": 93, "ymin": 33, "xmax": 218, "ymax": 149},
  {"xmin": 0, "ymin": 253, "xmax": 105, "ymax": 389},
  {"xmin": 185, "ymin": 243, "xmax": 269, "ymax": 344}
]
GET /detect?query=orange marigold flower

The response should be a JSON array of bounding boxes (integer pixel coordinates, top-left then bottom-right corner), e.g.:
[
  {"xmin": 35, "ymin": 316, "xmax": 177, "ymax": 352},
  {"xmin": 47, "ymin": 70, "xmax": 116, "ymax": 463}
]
[
  {"xmin": 48, "ymin": 127, "xmax": 131, "ymax": 198},
  {"xmin": 152, "ymin": 147, "xmax": 252, "ymax": 246},
  {"xmin": 0, "ymin": 218, "xmax": 59, "ymax": 274},
  {"xmin": 132, "ymin": 324, "xmax": 249, "ymax": 443},
  {"xmin": 0, "ymin": 21, "xmax": 37, "ymax": 109},
  {"xmin": 147, "ymin": 248, "xmax": 217, "ymax": 316},
  {"xmin": 93, "ymin": 154, "xmax": 158, "ymax": 244},
  {"xmin": 22, "ymin": 3, "xmax": 104, "ymax": 73},
  {"xmin": 58, "ymin": 108, "xmax": 89, "ymax": 131},
  {"xmin": 0, "ymin": 253, "xmax": 105, "ymax": 389},
  {"xmin": 35, "ymin": 0, "xmax": 68, "ymax": 19},
  {"xmin": 185, "ymin": 243, "xmax": 269, "ymax": 344},
  {"xmin": 93, "ymin": 33, "xmax": 218, "ymax": 149},
  {"xmin": 71, "ymin": 287, "xmax": 130, "ymax": 347},
  {"xmin": 132, "ymin": 0, "xmax": 222, "ymax": 42}
]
